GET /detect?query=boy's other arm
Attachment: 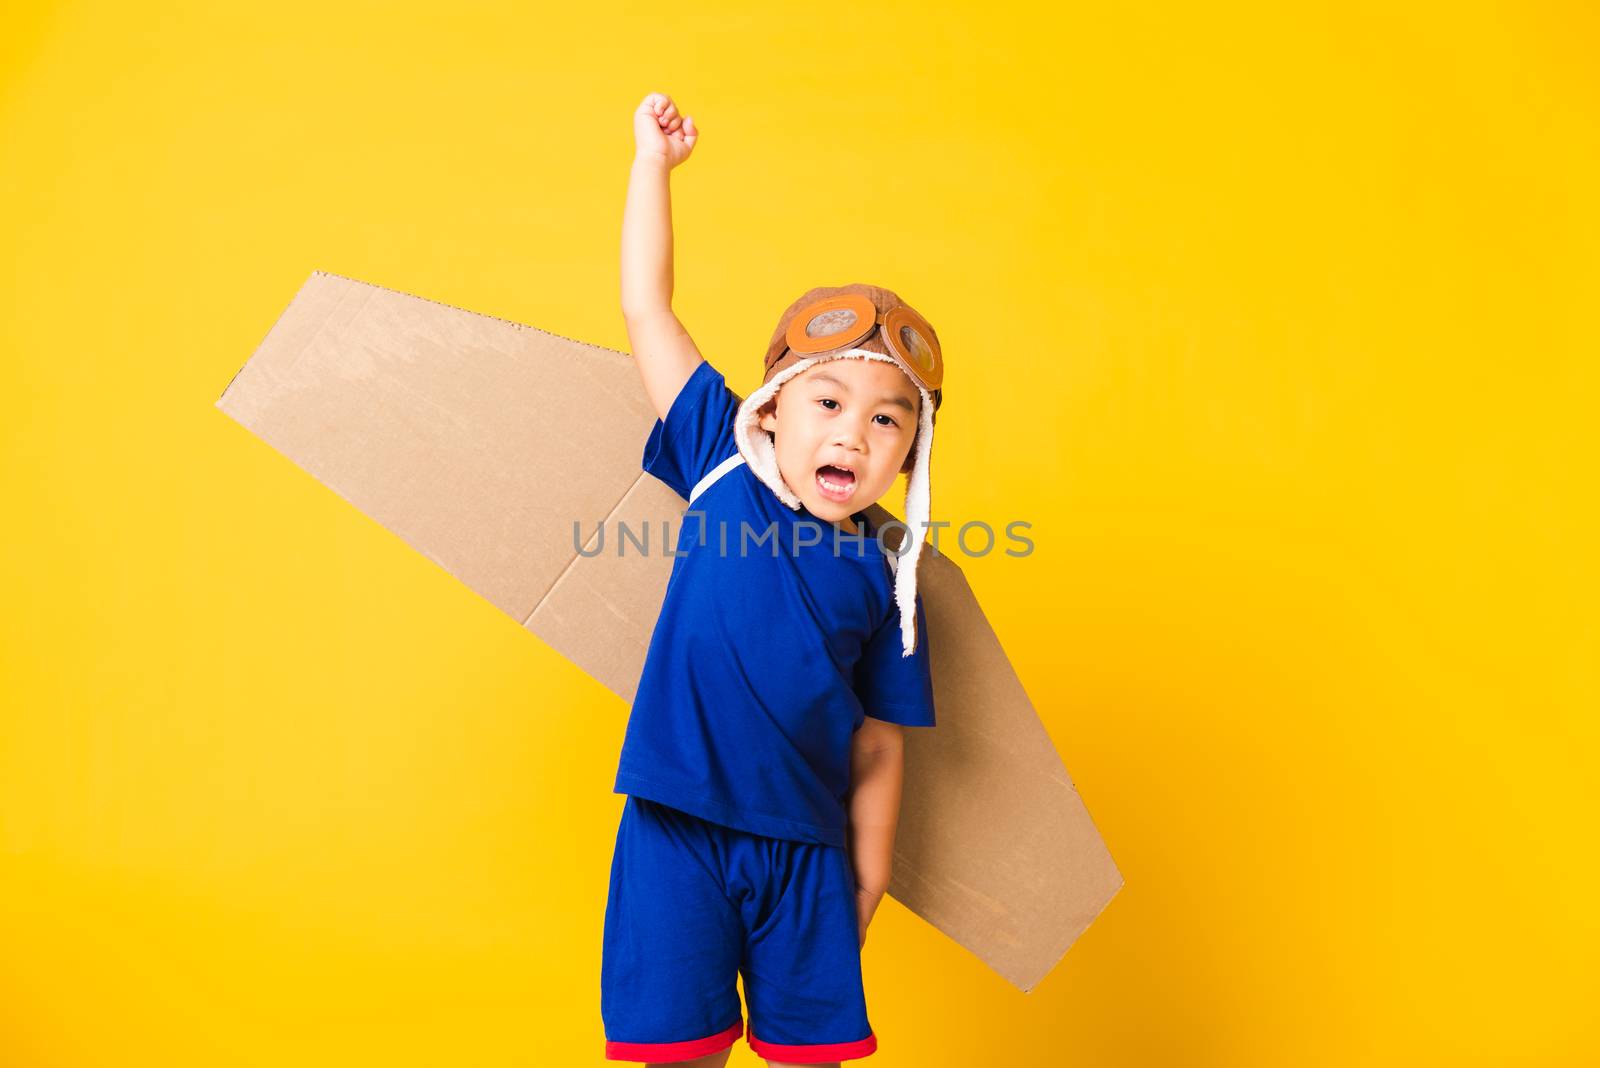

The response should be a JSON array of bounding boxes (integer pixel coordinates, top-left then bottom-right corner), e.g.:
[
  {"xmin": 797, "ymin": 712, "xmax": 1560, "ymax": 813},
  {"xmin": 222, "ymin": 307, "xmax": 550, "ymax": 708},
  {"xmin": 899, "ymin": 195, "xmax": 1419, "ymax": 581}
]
[
  {"xmin": 848, "ymin": 717, "xmax": 907, "ymax": 941},
  {"xmin": 621, "ymin": 93, "xmax": 705, "ymax": 422}
]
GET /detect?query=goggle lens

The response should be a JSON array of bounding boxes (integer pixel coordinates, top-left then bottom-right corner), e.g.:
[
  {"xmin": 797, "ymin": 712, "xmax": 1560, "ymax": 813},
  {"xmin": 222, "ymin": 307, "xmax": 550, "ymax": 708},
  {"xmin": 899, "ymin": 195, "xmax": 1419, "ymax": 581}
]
[
  {"xmin": 898, "ymin": 324, "xmax": 937, "ymax": 375},
  {"xmin": 804, "ymin": 306, "xmax": 862, "ymax": 340}
]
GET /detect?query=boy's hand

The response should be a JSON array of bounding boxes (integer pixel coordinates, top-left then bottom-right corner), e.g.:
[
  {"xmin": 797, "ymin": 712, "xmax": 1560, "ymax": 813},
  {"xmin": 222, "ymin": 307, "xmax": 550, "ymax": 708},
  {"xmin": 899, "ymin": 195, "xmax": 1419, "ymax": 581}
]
[
  {"xmin": 633, "ymin": 91, "xmax": 698, "ymax": 170},
  {"xmin": 855, "ymin": 883, "xmax": 884, "ymax": 950}
]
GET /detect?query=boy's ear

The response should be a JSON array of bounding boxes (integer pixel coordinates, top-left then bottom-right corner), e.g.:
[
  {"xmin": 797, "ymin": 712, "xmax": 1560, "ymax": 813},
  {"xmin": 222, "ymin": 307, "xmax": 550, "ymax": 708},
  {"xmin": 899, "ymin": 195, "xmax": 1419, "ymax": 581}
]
[{"xmin": 757, "ymin": 396, "xmax": 778, "ymax": 433}]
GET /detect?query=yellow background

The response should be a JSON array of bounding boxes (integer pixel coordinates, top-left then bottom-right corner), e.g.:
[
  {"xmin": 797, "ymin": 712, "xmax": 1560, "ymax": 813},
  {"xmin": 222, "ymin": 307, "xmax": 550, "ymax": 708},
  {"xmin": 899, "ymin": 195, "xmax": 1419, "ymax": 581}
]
[{"xmin": 3, "ymin": 2, "xmax": 1596, "ymax": 1064}]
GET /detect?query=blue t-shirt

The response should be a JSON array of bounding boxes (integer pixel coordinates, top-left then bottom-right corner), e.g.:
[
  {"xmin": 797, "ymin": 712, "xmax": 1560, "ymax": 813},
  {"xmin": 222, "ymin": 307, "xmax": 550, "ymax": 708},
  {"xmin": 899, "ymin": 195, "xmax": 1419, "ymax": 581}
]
[{"xmin": 614, "ymin": 358, "xmax": 937, "ymax": 848}]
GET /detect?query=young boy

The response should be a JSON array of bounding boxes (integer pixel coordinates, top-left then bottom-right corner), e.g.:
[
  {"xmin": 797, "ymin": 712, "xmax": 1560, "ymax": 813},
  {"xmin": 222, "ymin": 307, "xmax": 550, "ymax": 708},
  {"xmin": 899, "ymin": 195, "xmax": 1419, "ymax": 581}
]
[{"xmin": 603, "ymin": 91, "xmax": 944, "ymax": 1067}]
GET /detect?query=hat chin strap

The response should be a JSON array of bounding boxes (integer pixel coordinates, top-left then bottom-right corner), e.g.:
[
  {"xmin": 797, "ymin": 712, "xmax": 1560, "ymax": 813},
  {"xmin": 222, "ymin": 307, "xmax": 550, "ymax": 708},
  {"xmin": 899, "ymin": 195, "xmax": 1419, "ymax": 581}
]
[{"xmin": 732, "ymin": 349, "xmax": 936, "ymax": 658}]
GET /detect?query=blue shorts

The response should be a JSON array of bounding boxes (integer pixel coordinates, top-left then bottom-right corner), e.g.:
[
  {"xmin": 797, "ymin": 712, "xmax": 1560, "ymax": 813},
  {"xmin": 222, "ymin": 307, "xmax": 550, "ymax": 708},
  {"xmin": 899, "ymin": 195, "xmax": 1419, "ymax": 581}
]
[{"xmin": 601, "ymin": 795, "xmax": 877, "ymax": 1063}]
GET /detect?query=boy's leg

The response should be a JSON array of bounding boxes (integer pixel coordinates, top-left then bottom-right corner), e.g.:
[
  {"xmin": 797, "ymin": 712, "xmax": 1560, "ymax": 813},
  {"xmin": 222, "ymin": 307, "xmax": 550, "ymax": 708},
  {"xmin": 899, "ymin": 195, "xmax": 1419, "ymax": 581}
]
[{"xmin": 602, "ymin": 797, "xmax": 745, "ymax": 1062}]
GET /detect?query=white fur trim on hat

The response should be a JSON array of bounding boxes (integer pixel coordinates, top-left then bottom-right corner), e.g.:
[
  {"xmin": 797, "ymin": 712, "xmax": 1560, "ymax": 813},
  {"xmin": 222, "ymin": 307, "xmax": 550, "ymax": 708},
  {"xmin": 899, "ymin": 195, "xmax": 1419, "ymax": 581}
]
[{"xmin": 732, "ymin": 348, "xmax": 936, "ymax": 658}]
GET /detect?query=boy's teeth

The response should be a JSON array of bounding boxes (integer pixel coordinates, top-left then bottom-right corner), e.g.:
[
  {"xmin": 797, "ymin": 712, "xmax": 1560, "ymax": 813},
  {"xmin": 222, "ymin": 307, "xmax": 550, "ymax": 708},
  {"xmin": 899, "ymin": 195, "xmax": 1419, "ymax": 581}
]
[{"xmin": 817, "ymin": 467, "xmax": 854, "ymax": 493}]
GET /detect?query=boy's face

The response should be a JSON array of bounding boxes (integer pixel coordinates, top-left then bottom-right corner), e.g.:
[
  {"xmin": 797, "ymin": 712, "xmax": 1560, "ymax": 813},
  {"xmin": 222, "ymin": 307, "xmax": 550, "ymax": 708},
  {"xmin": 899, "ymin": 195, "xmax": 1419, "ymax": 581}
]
[{"xmin": 757, "ymin": 358, "xmax": 921, "ymax": 532}]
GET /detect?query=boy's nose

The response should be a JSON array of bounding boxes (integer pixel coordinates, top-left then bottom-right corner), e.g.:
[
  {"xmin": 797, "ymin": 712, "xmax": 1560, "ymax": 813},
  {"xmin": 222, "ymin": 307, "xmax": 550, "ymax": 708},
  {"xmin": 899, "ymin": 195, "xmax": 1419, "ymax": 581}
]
[{"xmin": 833, "ymin": 419, "xmax": 869, "ymax": 451}]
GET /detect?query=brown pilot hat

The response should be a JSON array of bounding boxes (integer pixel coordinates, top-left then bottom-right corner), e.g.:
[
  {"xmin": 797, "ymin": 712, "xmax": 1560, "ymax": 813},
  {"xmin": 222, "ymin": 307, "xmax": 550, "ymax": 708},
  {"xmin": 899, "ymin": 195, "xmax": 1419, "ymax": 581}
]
[{"xmin": 759, "ymin": 283, "xmax": 944, "ymax": 474}]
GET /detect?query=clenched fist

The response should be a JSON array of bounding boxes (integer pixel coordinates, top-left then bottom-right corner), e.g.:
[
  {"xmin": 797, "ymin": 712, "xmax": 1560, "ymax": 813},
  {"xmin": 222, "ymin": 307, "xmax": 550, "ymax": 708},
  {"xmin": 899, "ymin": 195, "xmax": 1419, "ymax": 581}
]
[{"xmin": 633, "ymin": 91, "xmax": 698, "ymax": 170}]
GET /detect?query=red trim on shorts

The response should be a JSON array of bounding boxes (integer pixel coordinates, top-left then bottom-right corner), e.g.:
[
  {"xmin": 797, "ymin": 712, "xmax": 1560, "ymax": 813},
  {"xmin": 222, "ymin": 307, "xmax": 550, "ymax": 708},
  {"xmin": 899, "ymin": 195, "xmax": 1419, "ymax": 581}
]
[
  {"xmin": 605, "ymin": 1018, "xmax": 744, "ymax": 1062},
  {"xmin": 747, "ymin": 1027, "xmax": 878, "ymax": 1062}
]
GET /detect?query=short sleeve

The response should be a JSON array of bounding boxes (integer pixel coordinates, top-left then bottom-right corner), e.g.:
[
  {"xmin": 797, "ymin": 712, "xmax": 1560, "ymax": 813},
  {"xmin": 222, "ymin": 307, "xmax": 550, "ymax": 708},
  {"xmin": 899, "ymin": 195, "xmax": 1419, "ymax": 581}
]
[
  {"xmin": 854, "ymin": 591, "xmax": 936, "ymax": 727},
  {"xmin": 641, "ymin": 359, "xmax": 741, "ymax": 501}
]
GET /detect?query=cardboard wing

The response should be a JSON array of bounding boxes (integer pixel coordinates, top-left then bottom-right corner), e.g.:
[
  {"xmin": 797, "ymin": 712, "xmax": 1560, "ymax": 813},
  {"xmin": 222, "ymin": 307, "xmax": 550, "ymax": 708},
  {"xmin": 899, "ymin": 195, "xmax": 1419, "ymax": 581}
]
[{"xmin": 216, "ymin": 270, "xmax": 1123, "ymax": 992}]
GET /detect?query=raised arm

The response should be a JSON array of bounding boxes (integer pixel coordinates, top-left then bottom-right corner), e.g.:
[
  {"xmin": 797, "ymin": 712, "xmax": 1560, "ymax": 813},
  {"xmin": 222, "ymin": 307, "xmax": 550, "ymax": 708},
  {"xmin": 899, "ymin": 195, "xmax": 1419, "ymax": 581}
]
[{"xmin": 622, "ymin": 92, "xmax": 706, "ymax": 423}]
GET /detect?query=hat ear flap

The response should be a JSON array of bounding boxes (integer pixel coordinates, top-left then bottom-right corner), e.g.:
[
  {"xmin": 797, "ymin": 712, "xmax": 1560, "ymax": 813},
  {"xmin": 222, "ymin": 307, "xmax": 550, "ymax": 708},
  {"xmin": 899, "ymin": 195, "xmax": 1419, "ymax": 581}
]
[{"xmin": 899, "ymin": 389, "xmax": 937, "ymax": 474}]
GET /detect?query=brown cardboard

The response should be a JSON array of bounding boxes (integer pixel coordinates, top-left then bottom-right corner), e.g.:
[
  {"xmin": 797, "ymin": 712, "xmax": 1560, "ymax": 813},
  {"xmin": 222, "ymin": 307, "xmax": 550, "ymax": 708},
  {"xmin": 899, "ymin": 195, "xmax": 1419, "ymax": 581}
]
[{"xmin": 216, "ymin": 270, "xmax": 1123, "ymax": 992}]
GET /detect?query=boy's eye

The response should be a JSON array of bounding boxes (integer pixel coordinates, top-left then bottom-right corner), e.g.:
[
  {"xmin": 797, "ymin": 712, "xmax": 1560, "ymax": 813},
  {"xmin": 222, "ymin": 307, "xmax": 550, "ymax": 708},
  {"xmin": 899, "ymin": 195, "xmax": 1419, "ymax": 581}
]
[{"xmin": 816, "ymin": 398, "xmax": 896, "ymax": 428}]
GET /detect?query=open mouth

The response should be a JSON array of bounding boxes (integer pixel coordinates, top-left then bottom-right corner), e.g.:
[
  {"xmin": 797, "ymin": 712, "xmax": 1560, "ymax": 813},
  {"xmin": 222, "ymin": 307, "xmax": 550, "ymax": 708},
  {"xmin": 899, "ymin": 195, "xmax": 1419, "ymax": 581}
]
[{"xmin": 815, "ymin": 463, "xmax": 857, "ymax": 502}]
